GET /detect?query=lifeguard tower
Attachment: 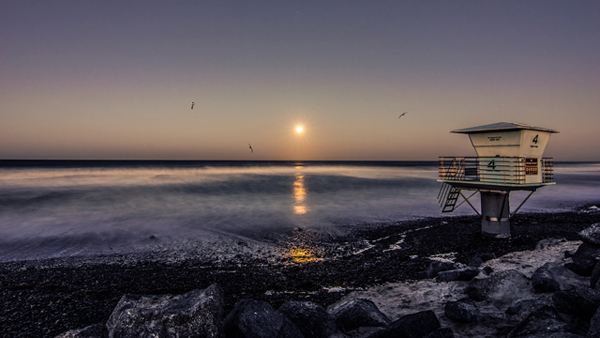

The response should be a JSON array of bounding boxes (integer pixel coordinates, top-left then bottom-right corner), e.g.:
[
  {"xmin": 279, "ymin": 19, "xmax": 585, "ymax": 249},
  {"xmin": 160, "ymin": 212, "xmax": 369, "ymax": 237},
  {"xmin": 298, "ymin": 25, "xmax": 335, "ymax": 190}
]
[{"xmin": 438, "ymin": 122, "xmax": 559, "ymax": 238}]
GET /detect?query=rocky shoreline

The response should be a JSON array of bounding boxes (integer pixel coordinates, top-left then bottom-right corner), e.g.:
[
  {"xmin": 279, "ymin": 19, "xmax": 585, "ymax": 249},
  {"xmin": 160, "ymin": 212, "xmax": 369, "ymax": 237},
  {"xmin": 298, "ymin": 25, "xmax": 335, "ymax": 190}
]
[{"xmin": 1, "ymin": 206, "xmax": 599, "ymax": 337}]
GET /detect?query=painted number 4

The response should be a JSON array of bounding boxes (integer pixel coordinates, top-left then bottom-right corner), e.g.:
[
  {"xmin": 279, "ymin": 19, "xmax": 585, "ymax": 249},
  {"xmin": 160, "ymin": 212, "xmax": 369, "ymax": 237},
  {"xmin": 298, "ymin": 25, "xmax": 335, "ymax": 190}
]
[
  {"xmin": 487, "ymin": 160, "xmax": 496, "ymax": 170},
  {"xmin": 533, "ymin": 135, "xmax": 539, "ymax": 144}
]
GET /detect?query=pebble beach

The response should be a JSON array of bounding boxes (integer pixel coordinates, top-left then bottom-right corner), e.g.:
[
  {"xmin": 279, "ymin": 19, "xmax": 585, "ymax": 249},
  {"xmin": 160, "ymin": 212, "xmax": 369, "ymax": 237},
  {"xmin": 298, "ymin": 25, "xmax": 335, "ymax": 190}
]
[{"xmin": 2, "ymin": 207, "xmax": 599, "ymax": 337}]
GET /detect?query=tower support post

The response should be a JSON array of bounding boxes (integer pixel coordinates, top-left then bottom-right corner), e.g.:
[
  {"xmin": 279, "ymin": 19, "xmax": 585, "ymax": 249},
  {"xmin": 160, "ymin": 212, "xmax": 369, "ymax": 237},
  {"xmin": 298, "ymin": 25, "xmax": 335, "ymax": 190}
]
[{"xmin": 480, "ymin": 191, "xmax": 510, "ymax": 238}]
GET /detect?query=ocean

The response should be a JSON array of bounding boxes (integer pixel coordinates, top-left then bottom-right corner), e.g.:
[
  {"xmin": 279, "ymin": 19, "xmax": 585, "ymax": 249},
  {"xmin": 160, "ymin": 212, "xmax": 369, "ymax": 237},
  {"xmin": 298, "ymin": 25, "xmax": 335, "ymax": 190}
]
[{"xmin": 0, "ymin": 160, "xmax": 598, "ymax": 263}]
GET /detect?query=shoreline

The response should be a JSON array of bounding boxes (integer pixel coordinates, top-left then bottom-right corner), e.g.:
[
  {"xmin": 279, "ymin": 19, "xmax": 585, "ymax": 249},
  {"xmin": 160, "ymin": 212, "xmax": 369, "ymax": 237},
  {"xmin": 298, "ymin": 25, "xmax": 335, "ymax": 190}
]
[{"xmin": 1, "ymin": 207, "xmax": 599, "ymax": 337}]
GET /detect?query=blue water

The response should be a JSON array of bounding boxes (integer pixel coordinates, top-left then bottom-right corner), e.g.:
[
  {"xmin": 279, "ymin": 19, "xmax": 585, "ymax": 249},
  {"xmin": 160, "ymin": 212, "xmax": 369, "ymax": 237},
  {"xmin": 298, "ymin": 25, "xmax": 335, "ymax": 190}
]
[{"xmin": 0, "ymin": 160, "xmax": 598, "ymax": 262}]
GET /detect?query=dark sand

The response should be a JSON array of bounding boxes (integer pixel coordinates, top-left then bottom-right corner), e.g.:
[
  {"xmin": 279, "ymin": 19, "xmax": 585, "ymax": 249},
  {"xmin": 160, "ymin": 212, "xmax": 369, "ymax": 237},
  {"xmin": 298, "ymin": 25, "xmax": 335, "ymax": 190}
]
[{"xmin": 1, "ymin": 207, "xmax": 599, "ymax": 338}]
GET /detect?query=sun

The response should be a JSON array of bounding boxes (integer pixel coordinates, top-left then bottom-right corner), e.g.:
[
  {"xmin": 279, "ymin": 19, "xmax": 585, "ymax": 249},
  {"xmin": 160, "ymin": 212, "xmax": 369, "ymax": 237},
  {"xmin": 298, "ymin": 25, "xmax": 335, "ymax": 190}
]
[{"xmin": 296, "ymin": 126, "xmax": 303, "ymax": 133}]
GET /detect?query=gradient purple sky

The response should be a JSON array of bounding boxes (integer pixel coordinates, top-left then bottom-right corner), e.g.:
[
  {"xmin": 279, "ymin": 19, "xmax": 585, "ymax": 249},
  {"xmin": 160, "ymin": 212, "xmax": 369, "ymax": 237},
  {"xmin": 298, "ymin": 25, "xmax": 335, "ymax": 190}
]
[{"xmin": 1, "ymin": 1, "xmax": 599, "ymax": 161}]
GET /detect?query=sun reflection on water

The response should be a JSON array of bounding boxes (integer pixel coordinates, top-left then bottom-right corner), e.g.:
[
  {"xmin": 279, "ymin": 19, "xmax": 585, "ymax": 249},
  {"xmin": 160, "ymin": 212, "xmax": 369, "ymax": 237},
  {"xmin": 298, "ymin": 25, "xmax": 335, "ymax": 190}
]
[
  {"xmin": 292, "ymin": 171, "xmax": 310, "ymax": 215},
  {"xmin": 286, "ymin": 167, "xmax": 318, "ymax": 263}
]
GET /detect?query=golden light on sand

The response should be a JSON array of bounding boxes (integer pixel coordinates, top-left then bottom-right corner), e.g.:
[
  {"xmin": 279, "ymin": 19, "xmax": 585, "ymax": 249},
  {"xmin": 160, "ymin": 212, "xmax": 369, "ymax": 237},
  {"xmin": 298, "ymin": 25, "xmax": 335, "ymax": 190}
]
[
  {"xmin": 296, "ymin": 126, "xmax": 303, "ymax": 133},
  {"xmin": 288, "ymin": 247, "xmax": 319, "ymax": 263}
]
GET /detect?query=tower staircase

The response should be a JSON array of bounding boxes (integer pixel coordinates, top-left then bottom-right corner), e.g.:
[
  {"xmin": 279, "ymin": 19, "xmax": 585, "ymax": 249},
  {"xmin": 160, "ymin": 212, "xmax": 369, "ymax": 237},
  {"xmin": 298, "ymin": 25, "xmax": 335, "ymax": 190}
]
[
  {"xmin": 438, "ymin": 183, "xmax": 461, "ymax": 213},
  {"xmin": 438, "ymin": 158, "xmax": 463, "ymax": 213}
]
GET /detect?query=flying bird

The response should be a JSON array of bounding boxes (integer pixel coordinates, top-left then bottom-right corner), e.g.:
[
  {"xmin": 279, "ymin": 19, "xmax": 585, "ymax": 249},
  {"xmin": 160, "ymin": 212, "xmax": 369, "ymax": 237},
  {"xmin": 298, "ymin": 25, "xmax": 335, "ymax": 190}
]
[
  {"xmin": 191, "ymin": 102, "xmax": 195, "ymax": 109},
  {"xmin": 248, "ymin": 143, "xmax": 253, "ymax": 154},
  {"xmin": 398, "ymin": 112, "xmax": 407, "ymax": 119}
]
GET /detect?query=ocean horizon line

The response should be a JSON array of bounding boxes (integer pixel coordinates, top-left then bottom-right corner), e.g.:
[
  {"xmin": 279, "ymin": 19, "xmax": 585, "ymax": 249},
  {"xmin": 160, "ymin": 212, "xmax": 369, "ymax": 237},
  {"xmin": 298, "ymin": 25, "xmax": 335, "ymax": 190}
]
[
  {"xmin": 0, "ymin": 159, "xmax": 597, "ymax": 169},
  {"xmin": 0, "ymin": 159, "xmax": 440, "ymax": 169}
]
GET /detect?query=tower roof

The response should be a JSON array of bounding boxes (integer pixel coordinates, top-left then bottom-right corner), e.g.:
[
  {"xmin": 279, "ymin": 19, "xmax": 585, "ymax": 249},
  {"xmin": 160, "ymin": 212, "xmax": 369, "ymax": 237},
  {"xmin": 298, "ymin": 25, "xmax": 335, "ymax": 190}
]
[{"xmin": 451, "ymin": 122, "xmax": 559, "ymax": 134}]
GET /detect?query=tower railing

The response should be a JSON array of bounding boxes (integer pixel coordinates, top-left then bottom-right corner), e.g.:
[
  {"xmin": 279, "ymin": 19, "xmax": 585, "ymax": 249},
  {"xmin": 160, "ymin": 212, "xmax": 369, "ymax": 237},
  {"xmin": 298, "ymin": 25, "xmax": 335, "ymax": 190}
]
[
  {"xmin": 542, "ymin": 158, "xmax": 554, "ymax": 183},
  {"xmin": 439, "ymin": 157, "xmax": 554, "ymax": 185}
]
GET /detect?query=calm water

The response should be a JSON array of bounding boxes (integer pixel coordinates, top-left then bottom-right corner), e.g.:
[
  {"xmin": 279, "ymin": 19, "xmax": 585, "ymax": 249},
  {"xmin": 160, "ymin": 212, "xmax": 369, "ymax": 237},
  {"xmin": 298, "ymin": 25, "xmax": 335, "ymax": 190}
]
[{"xmin": 0, "ymin": 160, "xmax": 598, "ymax": 262}]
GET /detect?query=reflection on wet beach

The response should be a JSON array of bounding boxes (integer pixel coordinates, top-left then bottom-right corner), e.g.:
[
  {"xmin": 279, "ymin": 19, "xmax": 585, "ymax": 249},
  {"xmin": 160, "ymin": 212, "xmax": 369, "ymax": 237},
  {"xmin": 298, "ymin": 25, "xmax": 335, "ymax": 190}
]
[
  {"xmin": 284, "ymin": 225, "xmax": 321, "ymax": 264},
  {"xmin": 287, "ymin": 246, "xmax": 319, "ymax": 263}
]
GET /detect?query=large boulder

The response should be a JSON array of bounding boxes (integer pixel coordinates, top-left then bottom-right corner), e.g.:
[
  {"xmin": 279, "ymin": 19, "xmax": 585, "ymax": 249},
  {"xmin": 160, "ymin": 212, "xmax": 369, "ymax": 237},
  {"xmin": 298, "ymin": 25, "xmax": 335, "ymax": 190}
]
[
  {"xmin": 552, "ymin": 286, "xmax": 600, "ymax": 319},
  {"xmin": 278, "ymin": 301, "xmax": 345, "ymax": 338},
  {"xmin": 54, "ymin": 323, "xmax": 108, "ymax": 338},
  {"xmin": 223, "ymin": 299, "xmax": 304, "ymax": 338},
  {"xmin": 578, "ymin": 223, "xmax": 600, "ymax": 245},
  {"xmin": 444, "ymin": 298, "xmax": 483, "ymax": 323},
  {"xmin": 507, "ymin": 305, "xmax": 572, "ymax": 337},
  {"xmin": 327, "ymin": 298, "xmax": 391, "ymax": 332},
  {"xmin": 531, "ymin": 262, "xmax": 586, "ymax": 293},
  {"xmin": 506, "ymin": 298, "xmax": 554, "ymax": 323},
  {"xmin": 591, "ymin": 259, "xmax": 600, "ymax": 289},
  {"xmin": 365, "ymin": 310, "xmax": 440, "ymax": 338},
  {"xmin": 589, "ymin": 306, "xmax": 600, "ymax": 338},
  {"xmin": 106, "ymin": 284, "xmax": 224, "ymax": 338},
  {"xmin": 565, "ymin": 242, "xmax": 600, "ymax": 276},
  {"xmin": 465, "ymin": 270, "xmax": 532, "ymax": 309}
]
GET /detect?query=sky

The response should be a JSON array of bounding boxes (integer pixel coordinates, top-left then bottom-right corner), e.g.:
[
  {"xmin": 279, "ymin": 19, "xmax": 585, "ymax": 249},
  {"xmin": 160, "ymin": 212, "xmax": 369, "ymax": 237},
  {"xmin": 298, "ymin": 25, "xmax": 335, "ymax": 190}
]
[{"xmin": 1, "ymin": 1, "xmax": 599, "ymax": 161}]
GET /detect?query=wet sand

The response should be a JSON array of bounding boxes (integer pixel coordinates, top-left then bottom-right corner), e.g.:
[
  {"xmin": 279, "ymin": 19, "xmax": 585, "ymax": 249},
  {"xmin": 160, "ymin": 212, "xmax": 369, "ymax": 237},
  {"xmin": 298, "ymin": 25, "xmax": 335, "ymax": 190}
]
[{"xmin": 1, "ymin": 207, "xmax": 599, "ymax": 337}]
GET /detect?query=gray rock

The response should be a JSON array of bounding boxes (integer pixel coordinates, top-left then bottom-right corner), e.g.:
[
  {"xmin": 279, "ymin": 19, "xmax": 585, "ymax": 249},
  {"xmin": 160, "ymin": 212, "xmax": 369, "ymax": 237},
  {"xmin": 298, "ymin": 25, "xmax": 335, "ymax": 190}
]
[
  {"xmin": 279, "ymin": 301, "xmax": 345, "ymax": 338},
  {"xmin": 482, "ymin": 266, "xmax": 494, "ymax": 275},
  {"xmin": 223, "ymin": 299, "xmax": 304, "ymax": 338},
  {"xmin": 437, "ymin": 268, "xmax": 480, "ymax": 282},
  {"xmin": 589, "ymin": 306, "xmax": 600, "ymax": 338},
  {"xmin": 54, "ymin": 324, "xmax": 108, "ymax": 338},
  {"xmin": 552, "ymin": 286, "xmax": 600, "ymax": 319},
  {"xmin": 468, "ymin": 256, "xmax": 484, "ymax": 268},
  {"xmin": 423, "ymin": 328, "xmax": 455, "ymax": 338},
  {"xmin": 444, "ymin": 298, "xmax": 483, "ymax": 323},
  {"xmin": 418, "ymin": 262, "xmax": 456, "ymax": 279},
  {"xmin": 507, "ymin": 305, "xmax": 572, "ymax": 337},
  {"xmin": 506, "ymin": 298, "xmax": 554, "ymax": 323},
  {"xmin": 592, "ymin": 259, "xmax": 600, "ymax": 289},
  {"xmin": 479, "ymin": 252, "xmax": 497, "ymax": 262},
  {"xmin": 106, "ymin": 284, "xmax": 224, "ymax": 338},
  {"xmin": 327, "ymin": 298, "xmax": 391, "ymax": 332},
  {"xmin": 468, "ymin": 253, "xmax": 496, "ymax": 268},
  {"xmin": 531, "ymin": 263, "xmax": 560, "ymax": 293},
  {"xmin": 468, "ymin": 253, "xmax": 497, "ymax": 268},
  {"xmin": 365, "ymin": 310, "xmax": 440, "ymax": 338},
  {"xmin": 565, "ymin": 242, "xmax": 600, "ymax": 276},
  {"xmin": 531, "ymin": 262, "xmax": 586, "ymax": 293},
  {"xmin": 466, "ymin": 270, "xmax": 532, "ymax": 309},
  {"xmin": 578, "ymin": 223, "xmax": 600, "ymax": 245}
]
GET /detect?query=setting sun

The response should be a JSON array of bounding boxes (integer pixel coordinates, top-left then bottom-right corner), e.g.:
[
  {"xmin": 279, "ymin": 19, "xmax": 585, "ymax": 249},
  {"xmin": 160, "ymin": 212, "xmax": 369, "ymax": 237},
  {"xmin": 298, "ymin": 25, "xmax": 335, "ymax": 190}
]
[{"xmin": 296, "ymin": 126, "xmax": 303, "ymax": 133}]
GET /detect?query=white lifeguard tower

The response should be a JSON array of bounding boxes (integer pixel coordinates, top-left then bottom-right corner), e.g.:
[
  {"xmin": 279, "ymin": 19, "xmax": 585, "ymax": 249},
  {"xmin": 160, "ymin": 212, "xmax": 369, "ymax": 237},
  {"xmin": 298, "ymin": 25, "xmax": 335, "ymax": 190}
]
[{"xmin": 438, "ymin": 122, "xmax": 559, "ymax": 238}]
